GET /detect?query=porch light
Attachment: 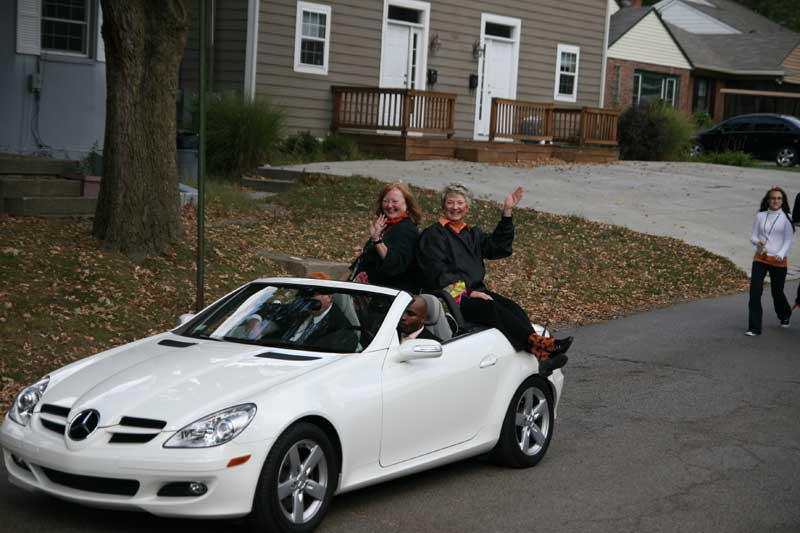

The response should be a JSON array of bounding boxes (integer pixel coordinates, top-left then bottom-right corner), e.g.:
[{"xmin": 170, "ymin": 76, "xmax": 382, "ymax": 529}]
[
  {"xmin": 429, "ymin": 33, "xmax": 442, "ymax": 55},
  {"xmin": 472, "ymin": 40, "xmax": 484, "ymax": 60}
]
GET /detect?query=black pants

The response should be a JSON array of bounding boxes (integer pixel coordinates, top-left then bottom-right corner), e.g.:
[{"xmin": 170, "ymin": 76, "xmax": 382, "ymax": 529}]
[
  {"xmin": 748, "ymin": 261, "xmax": 791, "ymax": 333},
  {"xmin": 460, "ymin": 290, "xmax": 533, "ymax": 351}
]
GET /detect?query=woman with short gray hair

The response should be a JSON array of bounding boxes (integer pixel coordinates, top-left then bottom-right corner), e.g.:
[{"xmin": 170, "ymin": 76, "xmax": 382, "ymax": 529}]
[{"xmin": 417, "ymin": 183, "xmax": 572, "ymax": 374}]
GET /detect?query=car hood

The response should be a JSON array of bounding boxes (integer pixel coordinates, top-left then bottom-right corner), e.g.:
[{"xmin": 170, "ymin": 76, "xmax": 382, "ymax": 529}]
[{"xmin": 40, "ymin": 333, "xmax": 337, "ymax": 430}]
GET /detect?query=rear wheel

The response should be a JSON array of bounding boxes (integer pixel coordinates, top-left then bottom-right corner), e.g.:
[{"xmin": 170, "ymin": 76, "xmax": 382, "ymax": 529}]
[
  {"xmin": 776, "ymin": 147, "xmax": 798, "ymax": 167},
  {"xmin": 250, "ymin": 422, "xmax": 338, "ymax": 533},
  {"xmin": 690, "ymin": 143, "xmax": 704, "ymax": 158},
  {"xmin": 489, "ymin": 376, "xmax": 554, "ymax": 468}
]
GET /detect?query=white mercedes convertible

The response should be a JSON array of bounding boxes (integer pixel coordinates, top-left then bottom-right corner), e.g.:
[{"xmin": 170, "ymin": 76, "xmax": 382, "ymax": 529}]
[{"xmin": 1, "ymin": 277, "xmax": 564, "ymax": 532}]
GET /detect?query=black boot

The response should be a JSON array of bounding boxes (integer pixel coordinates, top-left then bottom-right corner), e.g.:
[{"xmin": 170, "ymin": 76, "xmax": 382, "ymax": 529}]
[
  {"xmin": 553, "ymin": 336, "xmax": 573, "ymax": 354},
  {"xmin": 539, "ymin": 353, "xmax": 568, "ymax": 376}
]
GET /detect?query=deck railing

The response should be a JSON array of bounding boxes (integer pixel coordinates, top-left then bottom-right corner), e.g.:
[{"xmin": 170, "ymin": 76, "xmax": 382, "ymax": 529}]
[
  {"xmin": 331, "ymin": 86, "xmax": 456, "ymax": 137},
  {"xmin": 490, "ymin": 98, "xmax": 620, "ymax": 146}
]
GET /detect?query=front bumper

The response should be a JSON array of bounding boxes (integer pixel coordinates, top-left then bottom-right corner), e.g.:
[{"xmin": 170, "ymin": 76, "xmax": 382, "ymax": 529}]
[{"xmin": 0, "ymin": 416, "xmax": 271, "ymax": 518}]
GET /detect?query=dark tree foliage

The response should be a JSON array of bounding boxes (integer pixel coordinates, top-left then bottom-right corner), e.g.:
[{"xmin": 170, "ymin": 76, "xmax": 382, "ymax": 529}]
[{"xmin": 93, "ymin": 1, "xmax": 192, "ymax": 257}]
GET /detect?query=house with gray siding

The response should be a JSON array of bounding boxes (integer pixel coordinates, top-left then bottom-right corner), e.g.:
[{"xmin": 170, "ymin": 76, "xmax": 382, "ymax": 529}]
[
  {"xmin": 2, "ymin": 0, "xmax": 107, "ymax": 159},
  {"xmin": 184, "ymin": 0, "xmax": 612, "ymax": 142}
]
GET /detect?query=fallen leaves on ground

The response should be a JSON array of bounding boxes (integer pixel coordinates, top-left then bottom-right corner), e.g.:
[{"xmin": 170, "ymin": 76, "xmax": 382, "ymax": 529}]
[{"xmin": 0, "ymin": 174, "xmax": 748, "ymax": 414}]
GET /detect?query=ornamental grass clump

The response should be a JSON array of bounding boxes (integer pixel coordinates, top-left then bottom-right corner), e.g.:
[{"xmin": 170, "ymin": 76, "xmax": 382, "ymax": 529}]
[
  {"xmin": 619, "ymin": 100, "xmax": 694, "ymax": 161},
  {"xmin": 206, "ymin": 92, "xmax": 286, "ymax": 175}
]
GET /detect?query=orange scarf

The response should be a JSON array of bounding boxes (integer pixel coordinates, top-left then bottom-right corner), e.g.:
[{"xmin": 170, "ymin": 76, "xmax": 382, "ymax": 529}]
[
  {"xmin": 385, "ymin": 211, "xmax": 410, "ymax": 226},
  {"xmin": 439, "ymin": 216, "xmax": 469, "ymax": 234}
]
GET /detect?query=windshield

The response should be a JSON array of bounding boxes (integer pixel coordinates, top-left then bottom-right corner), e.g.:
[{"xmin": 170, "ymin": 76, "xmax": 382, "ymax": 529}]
[{"xmin": 178, "ymin": 283, "xmax": 395, "ymax": 353}]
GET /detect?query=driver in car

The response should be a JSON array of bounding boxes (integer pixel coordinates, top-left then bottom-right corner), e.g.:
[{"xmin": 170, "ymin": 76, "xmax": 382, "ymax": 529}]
[{"xmin": 279, "ymin": 272, "xmax": 359, "ymax": 352}]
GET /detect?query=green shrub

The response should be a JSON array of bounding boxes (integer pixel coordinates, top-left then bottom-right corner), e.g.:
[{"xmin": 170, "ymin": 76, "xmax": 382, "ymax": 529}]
[
  {"xmin": 206, "ymin": 92, "xmax": 285, "ymax": 176},
  {"xmin": 694, "ymin": 151, "xmax": 756, "ymax": 167},
  {"xmin": 279, "ymin": 131, "xmax": 367, "ymax": 163},
  {"xmin": 618, "ymin": 100, "xmax": 695, "ymax": 161},
  {"xmin": 693, "ymin": 111, "xmax": 715, "ymax": 130},
  {"xmin": 321, "ymin": 133, "xmax": 363, "ymax": 160},
  {"xmin": 281, "ymin": 131, "xmax": 323, "ymax": 161}
]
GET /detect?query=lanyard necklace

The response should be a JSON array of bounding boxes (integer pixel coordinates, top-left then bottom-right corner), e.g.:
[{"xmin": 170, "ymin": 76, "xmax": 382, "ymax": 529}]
[{"xmin": 762, "ymin": 210, "xmax": 782, "ymax": 247}]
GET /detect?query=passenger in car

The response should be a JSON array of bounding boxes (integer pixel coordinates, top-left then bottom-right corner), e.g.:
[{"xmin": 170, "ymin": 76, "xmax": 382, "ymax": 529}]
[
  {"xmin": 349, "ymin": 182, "xmax": 423, "ymax": 293},
  {"xmin": 398, "ymin": 295, "xmax": 441, "ymax": 342},
  {"xmin": 416, "ymin": 183, "xmax": 572, "ymax": 374}
]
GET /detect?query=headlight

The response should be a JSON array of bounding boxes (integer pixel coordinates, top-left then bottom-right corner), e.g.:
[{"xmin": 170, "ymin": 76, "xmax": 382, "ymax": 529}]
[
  {"xmin": 9, "ymin": 376, "xmax": 50, "ymax": 427},
  {"xmin": 163, "ymin": 404, "xmax": 257, "ymax": 448}
]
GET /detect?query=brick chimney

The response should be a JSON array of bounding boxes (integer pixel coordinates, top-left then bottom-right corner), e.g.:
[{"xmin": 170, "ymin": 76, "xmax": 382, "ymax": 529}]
[{"xmin": 622, "ymin": 0, "xmax": 643, "ymax": 7}]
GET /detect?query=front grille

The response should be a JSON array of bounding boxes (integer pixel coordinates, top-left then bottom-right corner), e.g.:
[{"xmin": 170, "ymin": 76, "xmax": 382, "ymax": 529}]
[
  {"xmin": 39, "ymin": 404, "xmax": 70, "ymax": 435},
  {"xmin": 40, "ymin": 466, "xmax": 140, "ymax": 496},
  {"xmin": 40, "ymin": 418, "xmax": 66, "ymax": 435},
  {"xmin": 109, "ymin": 433, "xmax": 158, "ymax": 444},
  {"xmin": 41, "ymin": 404, "xmax": 71, "ymax": 417},
  {"xmin": 120, "ymin": 416, "xmax": 166, "ymax": 430},
  {"xmin": 108, "ymin": 416, "xmax": 166, "ymax": 444}
]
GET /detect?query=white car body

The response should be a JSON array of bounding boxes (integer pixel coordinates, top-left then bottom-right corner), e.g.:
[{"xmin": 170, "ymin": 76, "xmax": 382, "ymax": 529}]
[{"xmin": 1, "ymin": 277, "xmax": 563, "ymax": 522}]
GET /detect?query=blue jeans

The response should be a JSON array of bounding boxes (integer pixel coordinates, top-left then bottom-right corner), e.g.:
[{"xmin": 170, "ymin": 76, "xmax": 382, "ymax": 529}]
[{"xmin": 748, "ymin": 261, "xmax": 791, "ymax": 333}]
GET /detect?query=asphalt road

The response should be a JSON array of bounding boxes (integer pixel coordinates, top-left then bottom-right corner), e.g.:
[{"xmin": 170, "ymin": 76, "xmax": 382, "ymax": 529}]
[{"xmin": 2, "ymin": 282, "xmax": 798, "ymax": 533}]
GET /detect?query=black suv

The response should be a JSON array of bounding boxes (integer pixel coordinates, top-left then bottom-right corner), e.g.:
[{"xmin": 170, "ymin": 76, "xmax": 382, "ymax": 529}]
[{"xmin": 691, "ymin": 113, "xmax": 800, "ymax": 167}]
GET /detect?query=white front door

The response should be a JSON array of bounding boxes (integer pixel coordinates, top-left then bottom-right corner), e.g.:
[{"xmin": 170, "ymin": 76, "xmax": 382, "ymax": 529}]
[
  {"xmin": 473, "ymin": 15, "xmax": 521, "ymax": 140},
  {"xmin": 379, "ymin": 22, "xmax": 422, "ymax": 128}
]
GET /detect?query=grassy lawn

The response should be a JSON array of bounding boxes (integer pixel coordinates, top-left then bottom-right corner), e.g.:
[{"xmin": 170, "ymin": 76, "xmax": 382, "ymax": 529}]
[{"xmin": 0, "ymin": 174, "xmax": 748, "ymax": 413}]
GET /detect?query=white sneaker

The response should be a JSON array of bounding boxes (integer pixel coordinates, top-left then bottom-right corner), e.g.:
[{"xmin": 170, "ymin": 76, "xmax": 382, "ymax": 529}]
[{"xmin": 744, "ymin": 330, "xmax": 760, "ymax": 336}]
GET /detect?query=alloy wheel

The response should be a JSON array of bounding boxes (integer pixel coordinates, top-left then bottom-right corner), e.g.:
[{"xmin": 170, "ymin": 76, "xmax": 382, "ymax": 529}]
[
  {"xmin": 776, "ymin": 148, "xmax": 796, "ymax": 167},
  {"xmin": 277, "ymin": 438, "xmax": 329, "ymax": 525},
  {"xmin": 514, "ymin": 386, "xmax": 550, "ymax": 456}
]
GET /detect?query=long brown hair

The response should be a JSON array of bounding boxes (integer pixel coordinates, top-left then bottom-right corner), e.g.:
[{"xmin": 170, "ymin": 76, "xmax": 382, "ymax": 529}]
[
  {"xmin": 375, "ymin": 182, "xmax": 422, "ymax": 224},
  {"xmin": 759, "ymin": 186, "xmax": 795, "ymax": 232}
]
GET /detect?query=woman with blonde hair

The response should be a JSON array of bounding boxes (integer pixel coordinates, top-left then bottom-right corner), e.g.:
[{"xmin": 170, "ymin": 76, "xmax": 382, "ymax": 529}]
[{"xmin": 350, "ymin": 182, "xmax": 422, "ymax": 293}]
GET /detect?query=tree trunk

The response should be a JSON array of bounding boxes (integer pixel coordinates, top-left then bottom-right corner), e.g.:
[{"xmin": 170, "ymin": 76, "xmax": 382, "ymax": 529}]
[{"xmin": 93, "ymin": 0, "xmax": 191, "ymax": 257}]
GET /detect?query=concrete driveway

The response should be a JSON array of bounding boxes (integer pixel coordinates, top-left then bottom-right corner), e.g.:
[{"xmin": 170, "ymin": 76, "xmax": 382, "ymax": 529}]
[{"xmin": 284, "ymin": 160, "xmax": 800, "ymax": 278}]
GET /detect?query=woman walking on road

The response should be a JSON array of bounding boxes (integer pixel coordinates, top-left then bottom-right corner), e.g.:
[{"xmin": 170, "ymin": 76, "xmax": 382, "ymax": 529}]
[
  {"xmin": 793, "ymin": 191, "xmax": 800, "ymax": 311},
  {"xmin": 746, "ymin": 187, "xmax": 795, "ymax": 336}
]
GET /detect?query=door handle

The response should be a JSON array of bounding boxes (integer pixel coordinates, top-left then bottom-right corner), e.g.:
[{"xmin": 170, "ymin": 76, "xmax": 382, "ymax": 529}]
[{"xmin": 479, "ymin": 355, "xmax": 497, "ymax": 368}]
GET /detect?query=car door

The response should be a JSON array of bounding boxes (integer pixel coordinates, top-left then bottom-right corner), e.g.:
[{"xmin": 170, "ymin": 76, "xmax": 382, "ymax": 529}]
[
  {"xmin": 379, "ymin": 330, "xmax": 502, "ymax": 467},
  {"xmin": 717, "ymin": 117, "xmax": 753, "ymax": 153}
]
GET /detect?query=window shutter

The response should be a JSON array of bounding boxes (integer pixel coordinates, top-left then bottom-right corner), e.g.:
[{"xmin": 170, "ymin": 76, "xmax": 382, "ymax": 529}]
[
  {"xmin": 16, "ymin": 0, "xmax": 41, "ymax": 56},
  {"xmin": 96, "ymin": 2, "xmax": 106, "ymax": 62}
]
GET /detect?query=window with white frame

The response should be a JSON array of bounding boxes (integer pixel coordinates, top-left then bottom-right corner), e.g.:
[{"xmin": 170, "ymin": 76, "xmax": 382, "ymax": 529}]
[
  {"xmin": 554, "ymin": 44, "xmax": 579, "ymax": 102},
  {"xmin": 294, "ymin": 2, "xmax": 331, "ymax": 75},
  {"xmin": 632, "ymin": 71, "xmax": 679, "ymax": 108},
  {"xmin": 41, "ymin": 0, "xmax": 90, "ymax": 55}
]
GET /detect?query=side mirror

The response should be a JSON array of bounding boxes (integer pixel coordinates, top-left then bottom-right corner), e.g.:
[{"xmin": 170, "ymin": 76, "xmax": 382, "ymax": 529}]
[
  {"xmin": 393, "ymin": 339, "xmax": 443, "ymax": 363},
  {"xmin": 177, "ymin": 313, "xmax": 196, "ymax": 327}
]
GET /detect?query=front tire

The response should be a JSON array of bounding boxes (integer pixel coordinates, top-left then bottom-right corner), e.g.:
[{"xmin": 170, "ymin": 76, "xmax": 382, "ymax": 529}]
[
  {"xmin": 776, "ymin": 146, "xmax": 798, "ymax": 167},
  {"xmin": 489, "ymin": 376, "xmax": 554, "ymax": 468},
  {"xmin": 250, "ymin": 422, "xmax": 338, "ymax": 533}
]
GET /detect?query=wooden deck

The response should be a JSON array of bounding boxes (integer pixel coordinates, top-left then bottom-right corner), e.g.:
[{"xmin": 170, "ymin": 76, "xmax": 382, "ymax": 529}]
[
  {"xmin": 330, "ymin": 87, "xmax": 619, "ymax": 164},
  {"xmin": 349, "ymin": 134, "xmax": 619, "ymax": 164}
]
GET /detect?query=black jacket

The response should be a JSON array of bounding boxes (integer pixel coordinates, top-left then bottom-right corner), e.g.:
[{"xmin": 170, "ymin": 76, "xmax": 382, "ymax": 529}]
[
  {"xmin": 417, "ymin": 217, "xmax": 514, "ymax": 291},
  {"xmin": 793, "ymin": 192, "xmax": 799, "ymax": 224},
  {"xmin": 293, "ymin": 303, "xmax": 359, "ymax": 353},
  {"xmin": 355, "ymin": 217, "xmax": 421, "ymax": 292}
]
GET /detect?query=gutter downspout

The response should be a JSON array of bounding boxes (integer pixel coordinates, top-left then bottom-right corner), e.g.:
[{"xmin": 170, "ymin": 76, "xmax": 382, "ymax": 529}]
[
  {"xmin": 600, "ymin": 0, "xmax": 612, "ymax": 107},
  {"xmin": 244, "ymin": 0, "xmax": 260, "ymax": 101}
]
